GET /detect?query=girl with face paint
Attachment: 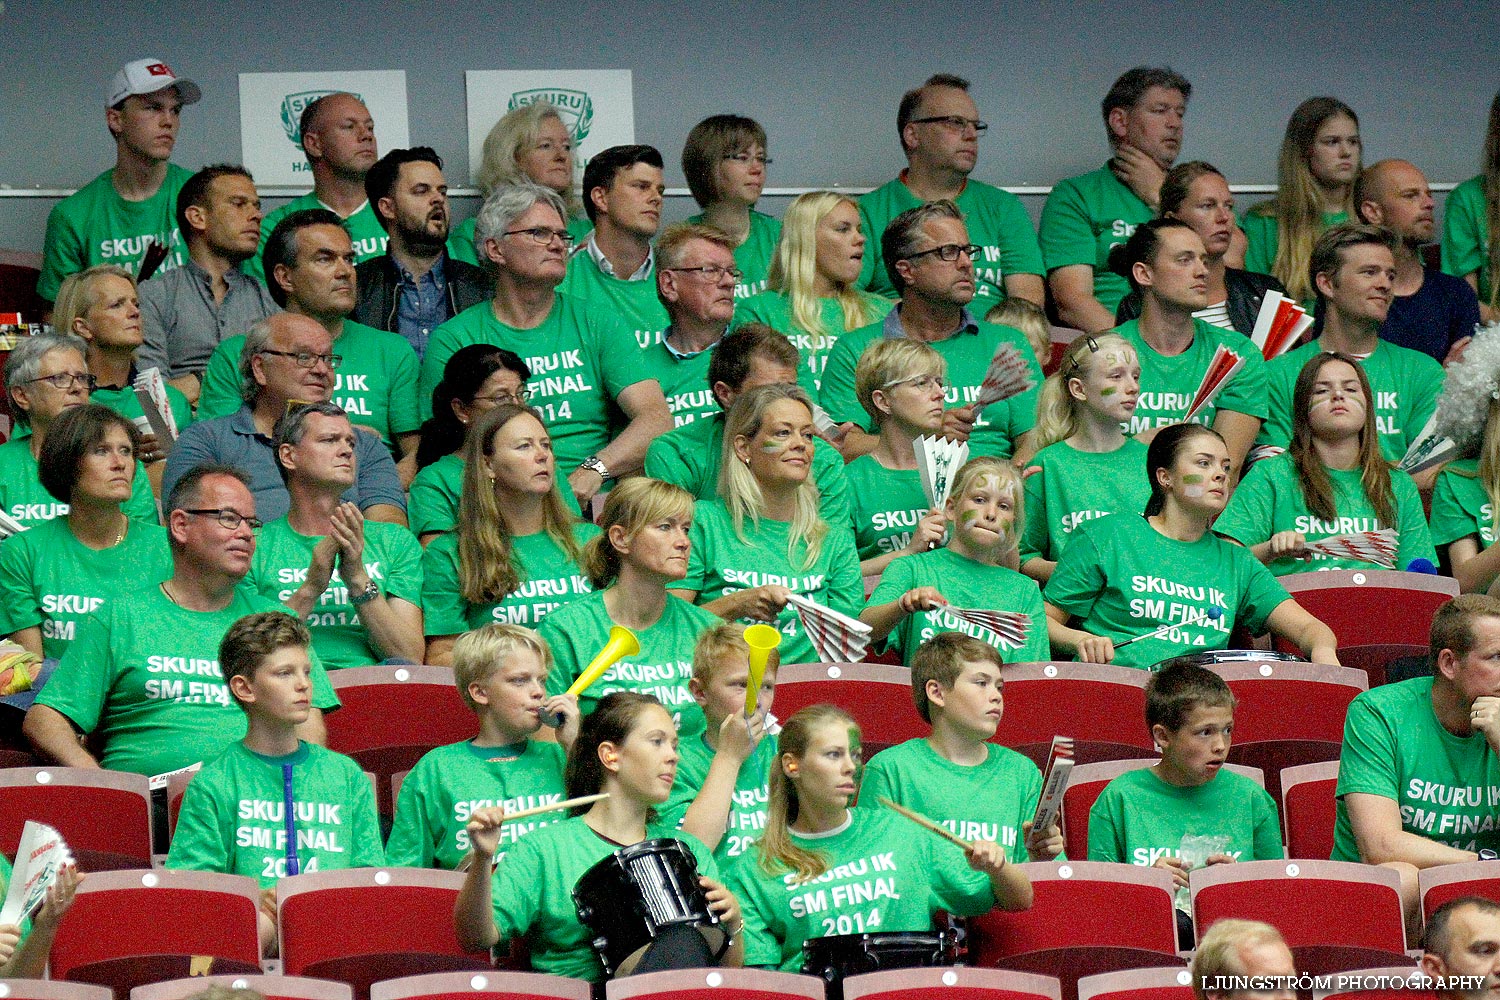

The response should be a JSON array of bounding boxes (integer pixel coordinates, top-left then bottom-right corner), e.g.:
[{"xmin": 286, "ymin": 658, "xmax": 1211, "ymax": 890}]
[{"xmin": 1216, "ymin": 352, "xmax": 1434, "ymax": 575}]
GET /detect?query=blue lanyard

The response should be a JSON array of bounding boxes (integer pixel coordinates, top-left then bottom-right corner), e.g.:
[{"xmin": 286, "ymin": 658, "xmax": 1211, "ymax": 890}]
[{"xmin": 282, "ymin": 763, "xmax": 300, "ymax": 876}]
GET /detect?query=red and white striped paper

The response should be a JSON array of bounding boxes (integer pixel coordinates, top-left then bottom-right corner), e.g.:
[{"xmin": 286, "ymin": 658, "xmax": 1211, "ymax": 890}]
[
  {"xmin": 974, "ymin": 342, "xmax": 1036, "ymax": 410},
  {"xmin": 1184, "ymin": 344, "xmax": 1246, "ymax": 422},
  {"xmin": 940, "ymin": 605, "xmax": 1031, "ymax": 651},
  {"xmin": 1304, "ymin": 528, "xmax": 1399, "ymax": 569},
  {"xmin": 785, "ymin": 593, "xmax": 873, "ymax": 663}
]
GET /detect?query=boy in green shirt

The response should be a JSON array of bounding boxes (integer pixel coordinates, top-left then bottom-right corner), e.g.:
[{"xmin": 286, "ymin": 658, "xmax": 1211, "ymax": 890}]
[
  {"xmin": 387, "ymin": 623, "xmax": 578, "ymax": 869},
  {"xmin": 166, "ymin": 611, "xmax": 384, "ymax": 954},
  {"xmin": 861, "ymin": 632, "xmax": 1062, "ymax": 864}
]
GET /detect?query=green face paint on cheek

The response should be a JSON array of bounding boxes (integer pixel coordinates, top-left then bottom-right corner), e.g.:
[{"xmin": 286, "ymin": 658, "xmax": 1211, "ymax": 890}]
[
  {"xmin": 959, "ymin": 509, "xmax": 980, "ymax": 523},
  {"xmin": 1100, "ymin": 387, "xmax": 1117, "ymax": 396},
  {"xmin": 760, "ymin": 439, "xmax": 785, "ymax": 453}
]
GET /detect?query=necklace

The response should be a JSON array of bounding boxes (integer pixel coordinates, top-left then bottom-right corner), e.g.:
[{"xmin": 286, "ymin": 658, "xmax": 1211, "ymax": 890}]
[{"xmin": 113, "ymin": 514, "xmax": 127, "ymax": 547}]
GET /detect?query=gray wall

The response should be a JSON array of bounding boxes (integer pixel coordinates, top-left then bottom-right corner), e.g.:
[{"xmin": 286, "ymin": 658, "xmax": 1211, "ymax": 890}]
[{"xmin": 1, "ymin": 0, "xmax": 1495, "ymax": 250}]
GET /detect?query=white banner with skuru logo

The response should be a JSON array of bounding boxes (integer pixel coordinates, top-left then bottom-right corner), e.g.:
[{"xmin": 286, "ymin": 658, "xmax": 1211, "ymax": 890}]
[
  {"xmin": 464, "ymin": 70, "xmax": 635, "ymax": 187},
  {"xmin": 238, "ymin": 71, "xmax": 411, "ymax": 187}
]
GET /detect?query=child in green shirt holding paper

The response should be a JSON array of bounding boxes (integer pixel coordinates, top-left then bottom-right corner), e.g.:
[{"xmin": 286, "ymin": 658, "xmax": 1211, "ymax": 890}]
[{"xmin": 386, "ymin": 623, "xmax": 579, "ymax": 869}]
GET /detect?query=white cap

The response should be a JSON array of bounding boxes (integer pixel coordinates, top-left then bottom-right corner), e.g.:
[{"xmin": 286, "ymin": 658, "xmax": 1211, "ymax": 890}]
[{"xmin": 107, "ymin": 58, "xmax": 202, "ymax": 108}]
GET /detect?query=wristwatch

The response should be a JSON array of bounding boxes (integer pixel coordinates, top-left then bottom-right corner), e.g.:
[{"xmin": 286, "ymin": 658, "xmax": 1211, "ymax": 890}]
[
  {"xmin": 350, "ymin": 580, "xmax": 380, "ymax": 606},
  {"xmin": 578, "ymin": 456, "xmax": 610, "ymax": 481}
]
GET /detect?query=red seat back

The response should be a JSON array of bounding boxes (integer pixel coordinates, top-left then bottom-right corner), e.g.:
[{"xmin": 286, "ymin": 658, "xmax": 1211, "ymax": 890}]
[
  {"xmin": 1207, "ymin": 662, "xmax": 1365, "ymax": 743},
  {"xmin": 993, "ymin": 664, "xmax": 1152, "ymax": 750},
  {"xmin": 1076, "ymin": 967, "xmax": 1195, "ymax": 1000},
  {"xmin": 843, "ymin": 967, "xmax": 1062, "ymax": 1000},
  {"xmin": 325, "ymin": 666, "xmax": 473, "ymax": 755},
  {"xmin": 1281, "ymin": 761, "xmax": 1340, "ymax": 860},
  {"xmin": 1191, "ymin": 859, "xmax": 1404, "ymax": 952},
  {"xmin": 604, "ymin": 968, "xmax": 826, "ymax": 999},
  {"xmin": 1418, "ymin": 861, "xmax": 1500, "ymax": 920},
  {"xmin": 370, "ymin": 971, "xmax": 590, "ymax": 1000},
  {"xmin": 0, "ymin": 767, "xmax": 152, "ymax": 867},
  {"xmin": 1275, "ymin": 571, "xmax": 1457, "ymax": 651},
  {"xmin": 770, "ymin": 663, "xmax": 924, "ymax": 754}
]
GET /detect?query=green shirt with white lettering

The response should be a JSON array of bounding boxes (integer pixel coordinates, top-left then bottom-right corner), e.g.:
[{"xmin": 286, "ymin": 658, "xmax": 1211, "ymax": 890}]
[
  {"xmin": 1045, "ymin": 513, "xmax": 1291, "ymax": 670},
  {"xmin": 1334, "ymin": 677, "xmax": 1500, "ymax": 860},
  {"xmin": 247, "ymin": 196, "xmax": 388, "ymax": 285},
  {"xmin": 843, "ymin": 456, "xmax": 931, "ymax": 562},
  {"xmin": 1038, "ymin": 164, "xmax": 1153, "ymax": 312},
  {"xmin": 858, "ymin": 176, "xmax": 1044, "ymax": 305},
  {"xmin": 242, "ymin": 516, "xmax": 425, "ymax": 669},
  {"xmin": 421, "ymin": 523, "xmax": 599, "ymax": 636},
  {"xmin": 862, "ymin": 738, "xmax": 1043, "ymax": 865},
  {"xmin": 687, "ymin": 209, "xmax": 781, "ymax": 301},
  {"xmin": 660, "ymin": 733, "xmax": 779, "ymax": 865},
  {"xmin": 166, "ymin": 740, "xmax": 384, "ymax": 886},
  {"xmin": 0, "ymin": 435, "xmax": 158, "ymax": 529},
  {"xmin": 558, "ymin": 249, "xmax": 669, "ymax": 351},
  {"xmin": 386, "ymin": 739, "xmax": 567, "ymax": 870},
  {"xmin": 1215, "ymin": 453, "xmax": 1435, "ymax": 575},
  {"xmin": 644, "ymin": 339, "xmax": 719, "ymax": 427},
  {"xmin": 36, "ymin": 587, "xmax": 339, "ymax": 776},
  {"xmin": 0, "ymin": 518, "xmax": 172, "ymax": 660},
  {"xmin": 682, "ymin": 499, "xmax": 862, "ymax": 667},
  {"xmin": 1020, "ymin": 438, "xmax": 1151, "ymax": 564},
  {"xmin": 1258, "ymin": 339, "xmax": 1443, "ymax": 462},
  {"xmin": 1087, "ymin": 766, "xmax": 1283, "ymax": 870},
  {"xmin": 870, "ymin": 547, "xmax": 1051, "ymax": 664},
  {"xmin": 39, "ymin": 165, "xmax": 192, "ymax": 300},
  {"xmin": 733, "ymin": 290, "xmax": 893, "ymax": 392},
  {"xmin": 1115, "ymin": 317, "xmax": 1269, "ymax": 432},
  {"xmin": 1441, "ymin": 177, "xmax": 1492, "ymax": 304},
  {"xmin": 727, "ymin": 806, "xmax": 994, "ymax": 972},
  {"xmin": 1430, "ymin": 460, "xmax": 1495, "ymax": 551}
]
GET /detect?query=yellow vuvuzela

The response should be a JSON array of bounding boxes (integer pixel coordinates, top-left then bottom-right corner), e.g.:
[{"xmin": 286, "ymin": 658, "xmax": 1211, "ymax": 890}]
[
  {"xmin": 564, "ymin": 625, "xmax": 641, "ymax": 697},
  {"xmin": 742, "ymin": 623, "xmax": 782, "ymax": 716}
]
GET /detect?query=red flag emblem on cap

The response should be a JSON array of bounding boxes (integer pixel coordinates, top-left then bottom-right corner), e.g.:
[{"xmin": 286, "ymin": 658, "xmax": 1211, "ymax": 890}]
[{"xmin": 147, "ymin": 63, "xmax": 172, "ymax": 76}]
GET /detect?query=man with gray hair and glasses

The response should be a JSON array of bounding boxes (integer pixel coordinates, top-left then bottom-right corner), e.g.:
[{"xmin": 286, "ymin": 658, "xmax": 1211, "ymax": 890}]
[{"xmin": 418, "ymin": 182, "xmax": 671, "ymax": 507}]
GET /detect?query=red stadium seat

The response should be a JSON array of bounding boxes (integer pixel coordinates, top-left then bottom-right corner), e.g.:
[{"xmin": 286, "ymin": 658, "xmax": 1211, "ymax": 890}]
[
  {"xmin": 1280, "ymin": 761, "xmax": 1340, "ymax": 860},
  {"xmin": 1205, "ymin": 661, "xmax": 1366, "ymax": 744},
  {"xmin": 1226, "ymin": 739, "xmax": 1343, "ymax": 817},
  {"xmin": 771, "ymin": 663, "xmax": 923, "ymax": 754},
  {"xmin": 994, "ymin": 949, "xmax": 1185, "ymax": 1000},
  {"xmin": 1044, "ymin": 326, "xmax": 1085, "ymax": 377},
  {"xmin": 993, "ymin": 664, "xmax": 1152, "ymax": 750},
  {"xmin": 1311, "ymin": 966, "xmax": 1427, "ymax": 999},
  {"xmin": 604, "ymin": 968, "xmax": 826, "ymax": 999},
  {"xmin": 968, "ymin": 862, "xmax": 1179, "ymax": 964},
  {"xmin": 1060, "ymin": 760, "xmax": 1263, "ymax": 862},
  {"xmin": 132, "ymin": 977, "xmax": 353, "ymax": 1000},
  {"xmin": 1190, "ymin": 859, "xmax": 1405, "ymax": 952},
  {"xmin": 1075, "ymin": 966, "xmax": 1195, "ymax": 1000},
  {"xmin": 0, "ymin": 983, "xmax": 113, "ymax": 1000},
  {"xmin": 278, "ymin": 868, "xmax": 491, "ymax": 1000},
  {"xmin": 1273, "ymin": 570, "xmax": 1457, "ymax": 652},
  {"xmin": 49, "ymin": 870, "xmax": 262, "ymax": 983},
  {"xmin": 371, "ymin": 972, "xmax": 590, "ymax": 1000},
  {"xmin": 1337, "ymin": 643, "xmax": 1428, "ymax": 688},
  {"xmin": 0, "ymin": 767, "xmax": 152, "ymax": 870},
  {"xmin": 842, "ymin": 967, "xmax": 1061, "ymax": 1000},
  {"xmin": 1418, "ymin": 860, "xmax": 1500, "ymax": 920}
]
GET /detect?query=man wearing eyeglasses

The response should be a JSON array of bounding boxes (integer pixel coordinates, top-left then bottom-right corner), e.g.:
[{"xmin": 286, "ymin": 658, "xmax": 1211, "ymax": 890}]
[
  {"xmin": 559, "ymin": 144, "xmax": 671, "ymax": 350},
  {"xmin": 163, "ymin": 311, "xmax": 407, "ymax": 525},
  {"xmin": 419, "ymin": 183, "xmax": 672, "ymax": 508},
  {"xmin": 24, "ymin": 464, "xmax": 341, "ymax": 776},
  {"xmin": 194, "ymin": 209, "xmax": 423, "ymax": 485},
  {"xmin": 648, "ymin": 223, "xmax": 741, "ymax": 426},
  {"xmin": 857, "ymin": 74, "xmax": 1045, "ymax": 311}
]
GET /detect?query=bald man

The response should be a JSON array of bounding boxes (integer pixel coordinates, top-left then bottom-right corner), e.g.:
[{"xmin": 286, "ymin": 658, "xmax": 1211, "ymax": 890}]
[
  {"xmin": 1356, "ymin": 159, "xmax": 1480, "ymax": 365},
  {"xmin": 1191, "ymin": 919, "xmax": 1298, "ymax": 1000},
  {"xmin": 1421, "ymin": 896, "xmax": 1500, "ymax": 998}
]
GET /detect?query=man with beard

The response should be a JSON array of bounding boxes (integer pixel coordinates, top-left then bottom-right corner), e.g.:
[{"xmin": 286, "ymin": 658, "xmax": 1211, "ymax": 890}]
[{"xmin": 352, "ymin": 148, "xmax": 489, "ymax": 358}]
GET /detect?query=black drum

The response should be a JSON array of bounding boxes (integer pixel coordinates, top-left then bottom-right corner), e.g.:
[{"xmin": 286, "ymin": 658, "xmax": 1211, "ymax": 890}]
[
  {"xmin": 801, "ymin": 930, "xmax": 956, "ymax": 1000},
  {"xmin": 1151, "ymin": 649, "xmax": 1303, "ymax": 672},
  {"xmin": 573, "ymin": 837, "xmax": 729, "ymax": 978}
]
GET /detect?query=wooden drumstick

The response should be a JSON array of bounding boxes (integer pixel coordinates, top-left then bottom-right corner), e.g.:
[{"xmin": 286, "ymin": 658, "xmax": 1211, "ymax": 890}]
[
  {"xmin": 504, "ymin": 792, "xmax": 609, "ymax": 823},
  {"xmin": 878, "ymin": 797, "xmax": 972, "ymax": 851}
]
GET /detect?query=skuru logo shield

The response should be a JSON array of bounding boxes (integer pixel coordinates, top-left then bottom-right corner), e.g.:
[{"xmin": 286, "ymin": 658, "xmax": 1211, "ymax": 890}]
[
  {"xmin": 279, "ymin": 90, "xmax": 361, "ymax": 146},
  {"xmin": 508, "ymin": 88, "xmax": 595, "ymax": 144}
]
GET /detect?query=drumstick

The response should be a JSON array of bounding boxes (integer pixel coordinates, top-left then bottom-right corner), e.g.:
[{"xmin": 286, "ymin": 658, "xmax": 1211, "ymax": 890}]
[
  {"xmin": 1114, "ymin": 605, "xmax": 1223, "ymax": 648},
  {"xmin": 503, "ymin": 793, "xmax": 609, "ymax": 823},
  {"xmin": 878, "ymin": 797, "xmax": 972, "ymax": 851}
]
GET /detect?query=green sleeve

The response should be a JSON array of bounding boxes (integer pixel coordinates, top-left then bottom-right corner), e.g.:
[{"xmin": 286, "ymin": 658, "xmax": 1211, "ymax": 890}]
[
  {"xmin": 1232, "ymin": 551, "xmax": 1292, "ymax": 635},
  {"xmin": 923, "ymin": 832, "xmax": 996, "ymax": 917},
  {"xmin": 1020, "ymin": 464, "xmax": 1048, "ymax": 562},
  {"xmin": 407, "ymin": 475, "xmax": 455, "ymax": 538},
  {"xmin": 537, "ymin": 613, "xmax": 584, "ymax": 696},
  {"xmin": 382, "ymin": 527, "xmax": 426, "ymax": 607},
  {"xmin": 818, "ymin": 335, "xmax": 866, "ymax": 426},
  {"xmin": 726, "ymin": 855, "xmax": 785, "ymax": 969},
  {"xmin": 195, "ymin": 340, "xmax": 245, "ymax": 421},
  {"xmin": 680, "ymin": 515, "xmax": 710, "ymax": 594},
  {"xmin": 1213, "ymin": 461, "xmax": 1276, "ymax": 547},
  {"xmin": 823, "ymin": 528, "xmax": 864, "ymax": 619},
  {"xmin": 348, "ymin": 759, "xmax": 387, "ymax": 868},
  {"xmin": 308, "ymin": 646, "xmax": 339, "ymax": 711},
  {"xmin": 0, "ymin": 535, "xmax": 40, "ymax": 635},
  {"xmin": 384, "ymin": 755, "xmax": 439, "ymax": 868},
  {"xmin": 731, "ymin": 295, "xmax": 775, "ymax": 330},
  {"xmin": 1430, "ymin": 468, "xmax": 1484, "ymax": 549},
  {"xmin": 1251, "ymin": 786, "xmax": 1285, "ymax": 861},
  {"xmin": 1042, "ymin": 526, "xmax": 1106, "ymax": 621},
  {"xmin": 994, "ymin": 194, "xmax": 1046, "ymax": 277},
  {"xmin": 1015, "ymin": 760, "xmax": 1045, "ymax": 864},
  {"xmin": 644, "ymin": 436, "xmax": 692, "ymax": 491},
  {"xmin": 1215, "ymin": 345, "xmax": 1269, "ymax": 420},
  {"xmin": 165, "ymin": 771, "xmax": 233, "ymax": 873},
  {"xmin": 867, "ymin": 555, "xmax": 916, "ymax": 607},
  {"xmin": 1441, "ymin": 181, "xmax": 1486, "ymax": 281},
  {"xmin": 1037, "ymin": 178, "xmax": 1096, "ymax": 272},
  {"xmin": 855, "ymin": 200, "xmax": 882, "ymax": 292},
  {"xmin": 812, "ymin": 448, "xmax": 852, "ymax": 536},
  {"xmin": 35, "ymin": 609, "xmax": 114, "ymax": 731},
  {"xmin": 1085, "ymin": 781, "xmax": 1126, "ymax": 862},
  {"xmin": 417, "ymin": 324, "xmax": 463, "ymax": 422},
  {"xmin": 420, "ymin": 538, "xmax": 471, "ymax": 638},
  {"xmin": 387, "ymin": 341, "xmax": 423, "ymax": 435},
  {"xmin": 592, "ymin": 314, "xmax": 657, "ymax": 397},
  {"xmin": 1334, "ymin": 693, "xmax": 1399, "ymax": 800},
  {"xmin": 38, "ymin": 202, "xmax": 84, "ymax": 301},
  {"xmin": 1258, "ymin": 358, "xmax": 1295, "ymax": 449},
  {"xmin": 858, "ymin": 757, "xmax": 894, "ymax": 806},
  {"xmin": 1392, "ymin": 473, "xmax": 1437, "ymax": 571},
  {"xmin": 126, "ymin": 461, "xmax": 160, "ymax": 524},
  {"xmin": 489, "ymin": 834, "xmax": 545, "ymax": 942},
  {"xmin": 1241, "ymin": 211, "xmax": 1278, "ymax": 277}
]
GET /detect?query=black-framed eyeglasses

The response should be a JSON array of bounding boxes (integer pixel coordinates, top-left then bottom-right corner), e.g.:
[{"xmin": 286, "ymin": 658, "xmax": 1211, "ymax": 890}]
[
  {"xmin": 909, "ymin": 115, "xmax": 989, "ymax": 134},
  {"xmin": 904, "ymin": 243, "xmax": 982, "ymax": 263},
  {"xmin": 181, "ymin": 508, "xmax": 263, "ymax": 532},
  {"xmin": 666, "ymin": 264, "xmax": 744, "ymax": 282},
  {"xmin": 504, "ymin": 227, "xmax": 575, "ymax": 247},
  {"xmin": 27, "ymin": 372, "xmax": 97, "ymax": 390},
  {"xmin": 259, "ymin": 349, "xmax": 343, "ymax": 370},
  {"xmin": 472, "ymin": 388, "xmax": 533, "ymax": 405},
  {"xmin": 723, "ymin": 152, "xmax": 773, "ymax": 166}
]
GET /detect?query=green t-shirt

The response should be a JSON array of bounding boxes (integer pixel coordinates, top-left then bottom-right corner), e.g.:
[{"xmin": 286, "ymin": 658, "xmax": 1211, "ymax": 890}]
[
  {"xmin": 91, "ymin": 380, "xmax": 194, "ymax": 436},
  {"xmin": 408, "ymin": 454, "xmax": 581, "ymax": 539},
  {"xmin": 858, "ymin": 176, "xmax": 1045, "ymax": 305},
  {"xmin": 1334, "ymin": 677, "xmax": 1500, "ymax": 860},
  {"xmin": 421, "ymin": 523, "xmax": 599, "ymax": 636},
  {"xmin": 645, "ymin": 339, "xmax": 719, "ymax": 427},
  {"xmin": 558, "ymin": 249, "xmax": 669, "ymax": 351},
  {"xmin": 1441, "ymin": 176, "xmax": 1492, "ymax": 304},
  {"xmin": 196, "ymin": 321, "xmax": 421, "ymax": 451},
  {"xmin": 869, "ymin": 547, "xmax": 1051, "ymax": 665},
  {"xmin": 660, "ymin": 733, "xmax": 779, "ymax": 864},
  {"xmin": 1242, "ymin": 208, "xmax": 1350, "ymax": 303},
  {"xmin": 490, "ymin": 816, "xmax": 718, "ymax": 982},
  {"xmin": 539, "ymin": 589, "xmax": 718, "ymax": 738},
  {"xmin": 1259, "ymin": 339, "xmax": 1444, "ymax": 462},
  {"xmin": 1020, "ymin": 439, "xmax": 1151, "ymax": 564},
  {"xmin": 843, "ymin": 456, "xmax": 931, "ymax": 562},
  {"xmin": 0, "ymin": 436, "xmax": 158, "ymax": 529},
  {"xmin": 247, "ymin": 196, "xmax": 388, "ymax": 285},
  {"xmin": 0, "ymin": 518, "xmax": 172, "ymax": 660},
  {"xmin": 386, "ymin": 739, "xmax": 568, "ymax": 870},
  {"xmin": 36, "ymin": 587, "xmax": 339, "ymax": 776},
  {"xmin": 1115, "ymin": 317, "xmax": 1269, "ymax": 432},
  {"xmin": 820, "ymin": 316, "xmax": 1043, "ymax": 459},
  {"xmin": 1215, "ymin": 453, "xmax": 1435, "ymax": 575},
  {"xmin": 419, "ymin": 296, "xmax": 653, "ymax": 470},
  {"xmin": 682, "ymin": 499, "xmax": 863, "ymax": 667},
  {"xmin": 726, "ymin": 807, "xmax": 995, "ymax": 971},
  {"xmin": 242, "ymin": 517, "xmax": 425, "ymax": 670},
  {"xmin": 643, "ymin": 413, "xmax": 851, "ymax": 530},
  {"xmin": 1044, "ymin": 513, "xmax": 1291, "ymax": 670},
  {"xmin": 446, "ymin": 214, "xmax": 592, "ymax": 268},
  {"xmin": 1430, "ymin": 460, "xmax": 1495, "ymax": 550},
  {"xmin": 1086, "ymin": 766, "xmax": 1283, "ymax": 869},
  {"xmin": 862, "ymin": 738, "xmax": 1044, "ymax": 864},
  {"xmin": 733, "ymin": 289, "xmax": 894, "ymax": 392},
  {"xmin": 39, "ymin": 165, "xmax": 192, "ymax": 300},
  {"xmin": 1038, "ymin": 164, "xmax": 1154, "ymax": 312},
  {"xmin": 686, "ymin": 209, "xmax": 782, "ymax": 301},
  {"xmin": 166, "ymin": 741, "xmax": 384, "ymax": 886}
]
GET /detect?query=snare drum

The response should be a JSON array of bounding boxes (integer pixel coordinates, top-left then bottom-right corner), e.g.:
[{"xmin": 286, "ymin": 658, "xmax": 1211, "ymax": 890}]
[
  {"xmin": 573, "ymin": 837, "xmax": 729, "ymax": 977},
  {"xmin": 801, "ymin": 930, "xmax": 955, "ymax": 999},
  {"xmin": 1151, "ymin": 649, "xmax": 1303, "ymax": 672}
]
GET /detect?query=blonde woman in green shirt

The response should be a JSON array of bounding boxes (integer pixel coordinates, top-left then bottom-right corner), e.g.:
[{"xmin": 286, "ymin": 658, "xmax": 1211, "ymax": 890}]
[{"xmin": 1440, "ymin": 91, "xmax": 1500, "ymax": 322}]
